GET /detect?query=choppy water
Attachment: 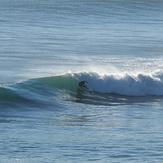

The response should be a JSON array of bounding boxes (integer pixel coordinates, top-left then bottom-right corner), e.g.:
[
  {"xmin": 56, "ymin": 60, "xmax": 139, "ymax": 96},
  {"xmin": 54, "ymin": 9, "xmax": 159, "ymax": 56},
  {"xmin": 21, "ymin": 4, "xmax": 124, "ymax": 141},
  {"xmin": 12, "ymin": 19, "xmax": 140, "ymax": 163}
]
[{"xmin": 0, "ymin": 0, "xmax": 163, "ymax": 162}]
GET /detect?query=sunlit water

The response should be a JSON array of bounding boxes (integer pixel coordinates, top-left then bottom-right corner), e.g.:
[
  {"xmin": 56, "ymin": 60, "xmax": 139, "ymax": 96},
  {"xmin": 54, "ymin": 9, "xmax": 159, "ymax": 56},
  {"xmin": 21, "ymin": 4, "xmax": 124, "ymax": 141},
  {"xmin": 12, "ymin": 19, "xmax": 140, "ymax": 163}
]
[{"xmin": 0, "ymin": 0, "xmax": 163, "ymax": 162}]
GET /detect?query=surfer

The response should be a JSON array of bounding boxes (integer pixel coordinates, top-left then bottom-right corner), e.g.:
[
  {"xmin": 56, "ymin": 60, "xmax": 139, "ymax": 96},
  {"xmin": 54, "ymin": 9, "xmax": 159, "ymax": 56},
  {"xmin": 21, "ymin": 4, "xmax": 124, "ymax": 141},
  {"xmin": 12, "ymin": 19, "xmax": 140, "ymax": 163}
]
[
  {"xmin": 78, "ymin": 81, "xmax": 88, "ymax": 89},
  {"xmin": 78, "ymin": 80, "xmax": 92, "ymax": 95}
]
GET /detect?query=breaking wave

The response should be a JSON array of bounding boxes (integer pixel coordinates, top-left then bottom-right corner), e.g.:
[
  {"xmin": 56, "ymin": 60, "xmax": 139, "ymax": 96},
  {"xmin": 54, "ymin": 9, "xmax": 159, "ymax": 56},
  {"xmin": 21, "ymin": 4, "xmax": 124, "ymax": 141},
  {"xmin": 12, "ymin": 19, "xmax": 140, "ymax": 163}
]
[
  {"xmin": 0, "ymin": 71, "xmax": 163, "ymax": 108},
  {"xmin": 72, "ymin": 71, "xmax": 163, "ymax": 96}
]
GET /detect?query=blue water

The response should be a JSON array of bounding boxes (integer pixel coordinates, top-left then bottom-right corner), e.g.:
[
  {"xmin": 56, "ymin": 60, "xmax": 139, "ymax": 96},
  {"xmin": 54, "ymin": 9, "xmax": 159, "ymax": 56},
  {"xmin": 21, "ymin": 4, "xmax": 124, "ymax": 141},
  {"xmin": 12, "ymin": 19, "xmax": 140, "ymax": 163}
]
[{"xmin": 1, "ymin": 0, "xmax": 163, "ymax": 162}]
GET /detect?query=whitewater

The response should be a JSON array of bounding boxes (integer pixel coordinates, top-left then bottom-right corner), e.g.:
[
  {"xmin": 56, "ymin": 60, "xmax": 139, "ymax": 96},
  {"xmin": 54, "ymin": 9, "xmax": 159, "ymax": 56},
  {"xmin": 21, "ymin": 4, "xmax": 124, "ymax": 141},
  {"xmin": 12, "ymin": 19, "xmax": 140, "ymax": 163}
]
[{"xmin": 0, "ymin": 0, "xmax": 163, "ymax": 162}]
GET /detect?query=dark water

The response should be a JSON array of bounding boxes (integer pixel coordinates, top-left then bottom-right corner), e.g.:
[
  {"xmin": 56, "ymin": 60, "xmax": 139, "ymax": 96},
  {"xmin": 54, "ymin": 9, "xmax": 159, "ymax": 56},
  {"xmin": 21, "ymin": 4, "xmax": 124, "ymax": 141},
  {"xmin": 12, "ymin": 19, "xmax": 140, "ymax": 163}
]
[{"xmin": 0, "ymin": 0, "xmax": 163, "ymax": 162}]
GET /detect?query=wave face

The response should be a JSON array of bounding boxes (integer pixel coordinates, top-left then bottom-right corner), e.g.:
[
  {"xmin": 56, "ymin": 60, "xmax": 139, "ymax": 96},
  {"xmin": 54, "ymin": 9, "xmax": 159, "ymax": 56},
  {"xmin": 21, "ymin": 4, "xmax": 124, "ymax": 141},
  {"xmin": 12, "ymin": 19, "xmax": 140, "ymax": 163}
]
[
  {"xmin": 16, "ymin": 71, "xmax": 163, "ymax": 96},
  {"xmin": 20, "ymin": 71, "xmax": 163, "ymax": 96},
  {"xmin": 1, "ymin": 71, "xmax": 163, "ymax": 109}
]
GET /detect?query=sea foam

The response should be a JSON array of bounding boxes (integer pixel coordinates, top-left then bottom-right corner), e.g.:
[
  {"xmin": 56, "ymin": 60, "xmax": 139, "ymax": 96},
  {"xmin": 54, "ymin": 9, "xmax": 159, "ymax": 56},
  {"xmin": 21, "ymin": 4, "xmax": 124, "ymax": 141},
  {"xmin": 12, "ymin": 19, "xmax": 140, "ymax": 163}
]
[{"xmin": 72, "ymin": 71, "xmax": 163, "ymax": 96}]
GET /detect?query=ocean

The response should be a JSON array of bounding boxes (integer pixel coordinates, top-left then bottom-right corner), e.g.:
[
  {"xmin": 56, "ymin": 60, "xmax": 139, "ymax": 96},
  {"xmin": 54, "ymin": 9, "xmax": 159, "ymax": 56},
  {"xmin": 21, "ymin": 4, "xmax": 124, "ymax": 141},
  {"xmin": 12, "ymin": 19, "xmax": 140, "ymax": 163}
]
[{"xmin": 0, "ymin": 0, "xmax": 163, "ymax": 162}]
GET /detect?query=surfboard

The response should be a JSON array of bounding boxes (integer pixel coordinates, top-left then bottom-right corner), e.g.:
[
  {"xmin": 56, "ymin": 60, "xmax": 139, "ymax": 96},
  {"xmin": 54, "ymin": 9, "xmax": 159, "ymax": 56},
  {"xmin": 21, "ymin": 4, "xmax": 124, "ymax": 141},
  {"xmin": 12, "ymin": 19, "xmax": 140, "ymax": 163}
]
[
  {"xmin": 77, "ymin": 86, "xmax": 93, "ymax": 95},
  {"xmin": 85, "ymin": 88, "xmax": 93, "ymax": 95}
]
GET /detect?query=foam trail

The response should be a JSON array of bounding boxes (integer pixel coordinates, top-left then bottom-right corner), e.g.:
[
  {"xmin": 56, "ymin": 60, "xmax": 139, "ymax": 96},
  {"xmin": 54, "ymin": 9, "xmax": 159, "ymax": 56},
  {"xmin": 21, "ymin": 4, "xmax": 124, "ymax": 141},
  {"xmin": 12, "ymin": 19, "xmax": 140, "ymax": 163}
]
[{"xmin": 72, "ymin": 71, "xmax": 163, "ymax": 96}]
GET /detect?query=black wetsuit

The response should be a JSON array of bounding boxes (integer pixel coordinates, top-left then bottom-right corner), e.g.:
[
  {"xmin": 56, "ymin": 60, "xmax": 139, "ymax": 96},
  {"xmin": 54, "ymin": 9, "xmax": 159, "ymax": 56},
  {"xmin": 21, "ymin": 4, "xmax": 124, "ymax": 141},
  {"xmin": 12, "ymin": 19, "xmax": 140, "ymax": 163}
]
[{"xmin": 78, "ymin": 81, "xmax": 88, "ymax": 89}]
